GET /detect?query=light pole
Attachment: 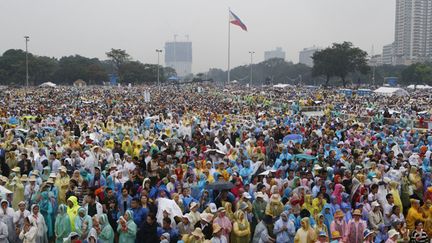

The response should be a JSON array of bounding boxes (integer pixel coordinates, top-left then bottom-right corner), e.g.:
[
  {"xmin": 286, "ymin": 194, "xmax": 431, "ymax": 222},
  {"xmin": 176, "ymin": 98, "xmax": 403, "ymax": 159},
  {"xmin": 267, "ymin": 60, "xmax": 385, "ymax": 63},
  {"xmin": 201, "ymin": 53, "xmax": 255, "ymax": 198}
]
[
  {"xmin": 156, "ymin": 49, "xmax": 162, "ymax": 90},
  {"xmin": 249, "ymin": 51, "xmax": 255, "ymax": 87},
  {"xmin": 24, "ymin": 36, "xmax": 30, "ymax": 87}
]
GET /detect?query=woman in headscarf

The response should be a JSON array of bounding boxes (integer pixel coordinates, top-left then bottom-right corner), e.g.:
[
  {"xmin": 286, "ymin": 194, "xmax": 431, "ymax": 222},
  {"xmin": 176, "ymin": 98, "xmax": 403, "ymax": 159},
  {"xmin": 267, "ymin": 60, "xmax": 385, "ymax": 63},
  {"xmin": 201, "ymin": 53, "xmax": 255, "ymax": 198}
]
[
  {"xmin": 38, "ymin": 192, "xmax": 53, "ymax": 240},
  {"xmin": 265, "ymin": 194, "xmax": 284, "ymax": 218},
  {"xmin": 294, "ymin": 217, "xmax": 317, "ymax": 243},
  {"xmin": 331, "ymin": 183, "xmax": 344, "ymax": 205},
  {"xmin": 97, "ymin": 214, "xmax": 114, "ymax": 243},
  {"xmin": 18, "ymin": 216, "xmax": 37, "ymax": 243},
  {"xmin": 374, "ymin": 224, "xmax": 389, "ymax": 243},
  {"xmin": 321, "ymin": 204, "xmax": 333, "ymax": 235},
  {"xmin": 302, "ymin": 194, "xmax": 314, "ymax": 214},
  {"xmin": 66, "ymin": 196, "xmax": 79, "ymax": 232},
  {"xmin": 0, "ymin": 199, "xmax": 16, "ymax": 243},
  {"xmin": 230, "ymin": 210, "xmax": 250, "ymax": 243},
  {"xmin": 223, "ymin": 202, "xmax": 235, "ymax": 221},
  {"xmin": 117, "ymin": 210, "xmax": 137, "ymax": 243},
  {"xmin": 74, "ymin": 207, "xmax": 92, "ymax": 240},
  {"xmin": 54, "ymin": 204, "xmax": 70, "ymax": 243},
  {"xmin": 314, "ymin": 214, "xmax": 328, "ymax": 239},
  {"xmin": 30, "ymin": 204, "xmax": 47, "ymax": 243}
]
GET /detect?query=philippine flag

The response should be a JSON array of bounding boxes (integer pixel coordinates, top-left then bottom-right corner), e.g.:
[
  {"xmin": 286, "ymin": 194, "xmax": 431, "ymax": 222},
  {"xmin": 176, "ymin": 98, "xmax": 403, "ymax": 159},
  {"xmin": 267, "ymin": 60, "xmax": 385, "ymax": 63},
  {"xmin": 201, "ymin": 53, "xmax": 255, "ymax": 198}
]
[{"xmin": 229, "ymin": 10, "xmax": 247, "ymax": 31}]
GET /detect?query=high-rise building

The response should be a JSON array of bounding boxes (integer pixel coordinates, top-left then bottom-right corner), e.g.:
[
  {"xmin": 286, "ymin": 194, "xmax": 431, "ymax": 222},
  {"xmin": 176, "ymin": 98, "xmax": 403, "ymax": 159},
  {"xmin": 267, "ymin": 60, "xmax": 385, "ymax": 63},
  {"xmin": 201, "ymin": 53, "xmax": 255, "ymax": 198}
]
[
  {"xmin": 165, "ymin": 41, "xmax": 192, "ymax": 77},
  {"xmin": 299, "ymin": 46, "xmax": 321, "ymax": 67},
  {"xmin": 382, "ymin": 43, "xmax": 395, "ymax": 65},
  {"xmin": 393, "ymin": 0, "xmax": 432, "ymax": 64},
  {"xmin": 264, "ymin": 47, "xmax": 286, "ymax": 61}
]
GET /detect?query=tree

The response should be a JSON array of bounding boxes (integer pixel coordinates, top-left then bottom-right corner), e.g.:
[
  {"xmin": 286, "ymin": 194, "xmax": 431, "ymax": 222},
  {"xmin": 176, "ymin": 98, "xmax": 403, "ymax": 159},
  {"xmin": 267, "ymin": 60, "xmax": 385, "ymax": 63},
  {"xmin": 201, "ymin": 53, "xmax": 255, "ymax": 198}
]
[
  {"xmin": 312, "ymin": 42, "xmax": 370, "ymax": 87},
  {"xmin": 163, "ymin": 67, "xmax": 177, "ymax": 81},
  {"xmin": 402, "ymin": 63, "xmax": 432, "ymax": 88},
  {"xmin": 106, "ymin": 49, "xmax": 131, "ymax": 81}
]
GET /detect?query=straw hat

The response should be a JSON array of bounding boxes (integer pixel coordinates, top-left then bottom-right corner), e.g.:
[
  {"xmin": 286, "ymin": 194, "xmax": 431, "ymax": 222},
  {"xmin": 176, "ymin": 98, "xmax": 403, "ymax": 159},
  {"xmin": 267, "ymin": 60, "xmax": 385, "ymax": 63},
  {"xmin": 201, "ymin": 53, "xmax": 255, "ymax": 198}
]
[
  {"xmin": 47, "ymin": 178, "xmax": 55, "ymax": 184},
  {"xmin": 334, "ymin": 210, "xmax": 344, "ymax": 218},
  {"xmin": 213, "ymin": 224, "xmax": 222, "ymax": 234},
  {"xmin": 59, "ymin": 166, "xmax": 67, "ymax": 173},
  {"xmin": 353, "ymin": 209, "xmax": 362, "ymax": 216},
  {"xmin": 270, "ymin": 193, "xmax": 281, "ymax": 202},
  {"xmin": 200, "ymin": 213, "xmax": 213, "ymax": 223},
  {"xmin": 217, "ymin": 207, "xmax": 226, "ymax": 213},
  {"xmin": 11, "ymin": 167, "xmax": 20, "ymax": 173},
  {"xmin": 49, "ymin": 173, "xmax": 57, "ymax": 178},
  {"xmin": 388, "ymin": 229, "xmax": 399, "ymax": 239},
  {"xmin": 20, "ymin": 174, "xmax": 28, "ymax": 182},
  {"xmin": 332, "ymin": 231, "xmax": 342, "ymax": 239},
  {"xmin": 189, "ymin": 202, "xmax": 199, "ymax": 210},
  {"xmin": 28, "ymin": 176, "xmax": 37, "ymax": 182},
  {"xmin": 191, "ymin": 228, "xmax": 205, "ymax": 238},
  {"xmin": 256, "ymin": 192, "xmax": 265, "ymax": 199},
  {"xmin": 32, "ymin": 170, "xmax": 40, "ymax": 176}
]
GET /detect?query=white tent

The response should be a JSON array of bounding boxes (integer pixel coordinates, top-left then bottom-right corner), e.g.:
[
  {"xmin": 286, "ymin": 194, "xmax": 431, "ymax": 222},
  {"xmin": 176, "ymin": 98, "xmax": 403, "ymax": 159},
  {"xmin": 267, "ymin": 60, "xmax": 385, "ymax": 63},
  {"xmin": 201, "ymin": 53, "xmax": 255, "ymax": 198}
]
[
  {"xmin": 39, "ymin": 82, "xmax": 57, "ymax": 87},
  {"xmin": 407, "ymin": 84, "xmax": 432, "ymax": 89},
  {"xmin": 374, "ymin": 87, "xmax": 408, "ymax": 97},
  {"xmin": 273, "ymin": 83, "xmax": 292, "ymax": 89}
]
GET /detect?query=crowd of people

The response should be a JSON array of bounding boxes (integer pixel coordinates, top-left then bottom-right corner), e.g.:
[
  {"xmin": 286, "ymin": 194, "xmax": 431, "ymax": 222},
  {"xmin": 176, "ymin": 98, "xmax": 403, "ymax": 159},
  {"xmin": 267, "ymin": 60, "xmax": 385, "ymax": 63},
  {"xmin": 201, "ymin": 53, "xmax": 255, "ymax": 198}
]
[{"xmin": 0, "ymin": 84, "xmax": 431, "ymax": 243}]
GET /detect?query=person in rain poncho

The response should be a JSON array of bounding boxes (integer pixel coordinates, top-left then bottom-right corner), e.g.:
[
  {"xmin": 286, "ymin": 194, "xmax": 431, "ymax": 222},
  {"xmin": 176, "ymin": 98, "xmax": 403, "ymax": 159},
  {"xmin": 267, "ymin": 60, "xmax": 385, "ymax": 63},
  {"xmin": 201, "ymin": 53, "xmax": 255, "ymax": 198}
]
[
  {"xmin": 18, "ymin": 216, "xmax": 37, "ymax": 243},
  {"xmin": 294, "ymin": 217, "xmax": 317, "ymax": 243},
  {"xmin": 9, "ymin": 176, "xmax": 24, "ymax": 209},
  {"xmin": 273, "ymin": 211, "xmax": 296, "ymax": 243},
  {"xmin": 74, "ymin": 207, "xmax": 92, "ymax": 240},
  {"xmin": 66, "ymin": 196, "xmax": 79, "ymax": 231},
  {"xmin": 0, "ymin": 200, "xmax": 16, "ymax": 243},
  {"xmin": 13, "ymin": 201, "xmax": 31, "ymax": 239},
  {"xmin": 54, "ymin": 166, "xmax": 69, "ymax": 205},
  {"xmin": 231, "ymin": 210, "xmax": 251, "ymax": 243},
  {"xmin": 252, "ymin": 214, "xmax": 274, "ymax": 243},
  {"xmin": 117, "ymin": 210, "xmax": 137, "ymax": 243},
  {"xmin": 38, "ymin": 192, "xmax": 53, "ymax": 240},
  {"xmin": 54, "ymin": 204, "xmax": 70, "ymax": 243},
  {"xmin": 97, "ymin": 214, "xmax": 114, "ymax": 243},
  {"xmin": 30, "ymin": 204, "xmax": 47, "ymax": 243},
  {"xmin": 0, "ymin": 215, "xmax": 8, "ymax": 243}
]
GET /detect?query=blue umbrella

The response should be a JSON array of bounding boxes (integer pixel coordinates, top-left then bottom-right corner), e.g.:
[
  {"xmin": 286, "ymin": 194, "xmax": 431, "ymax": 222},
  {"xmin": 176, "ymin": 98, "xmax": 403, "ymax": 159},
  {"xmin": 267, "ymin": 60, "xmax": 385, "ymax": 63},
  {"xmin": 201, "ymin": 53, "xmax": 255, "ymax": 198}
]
[
  {"xmin": 283, "ymin": 134, "xmax": 303, "ymax": 144},
  {"xmin": 293, "ymin": 154, "xmax": 317, "ymax": 161}
]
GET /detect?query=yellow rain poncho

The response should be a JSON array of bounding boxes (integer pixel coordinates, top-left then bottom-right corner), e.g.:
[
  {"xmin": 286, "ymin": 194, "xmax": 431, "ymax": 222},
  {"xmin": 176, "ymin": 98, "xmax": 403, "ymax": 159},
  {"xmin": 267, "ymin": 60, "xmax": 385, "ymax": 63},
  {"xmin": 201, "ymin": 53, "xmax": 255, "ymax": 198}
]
[{"xmin": 66, "ymin": 196, "xmax": 80, "ymax": 231}]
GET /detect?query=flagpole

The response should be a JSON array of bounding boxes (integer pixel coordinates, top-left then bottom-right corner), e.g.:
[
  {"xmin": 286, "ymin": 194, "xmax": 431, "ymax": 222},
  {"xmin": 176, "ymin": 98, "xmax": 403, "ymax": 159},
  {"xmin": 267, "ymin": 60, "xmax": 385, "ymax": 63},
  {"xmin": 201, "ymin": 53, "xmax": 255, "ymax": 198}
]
[{"xmin": 227, "ymin": 8, "xmax": 231, "ymax": 87}]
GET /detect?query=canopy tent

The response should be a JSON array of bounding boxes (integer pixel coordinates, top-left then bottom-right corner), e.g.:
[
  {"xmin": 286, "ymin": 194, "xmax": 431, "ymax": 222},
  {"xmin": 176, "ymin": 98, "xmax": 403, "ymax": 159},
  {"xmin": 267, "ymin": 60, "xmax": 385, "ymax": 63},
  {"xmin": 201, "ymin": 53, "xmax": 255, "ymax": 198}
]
[
  {"xmin": 39, "ymin": 82, "xmax": 57, "ymax": 88},
  {"xmin": 373, "ymin": 87, "xmax": 408, "ymax": 97},
  {"xmin": 407, "ymin": 84, "xmax": 432, "ymax": 89}
]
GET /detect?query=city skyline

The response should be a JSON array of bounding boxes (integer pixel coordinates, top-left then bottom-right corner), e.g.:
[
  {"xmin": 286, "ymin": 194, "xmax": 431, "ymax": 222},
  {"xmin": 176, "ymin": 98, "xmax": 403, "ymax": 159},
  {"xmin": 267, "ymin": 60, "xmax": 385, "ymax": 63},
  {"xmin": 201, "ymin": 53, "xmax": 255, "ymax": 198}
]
[{"xmin": 0, "ymin": 0, "xmax": 395, "ymax": 73}]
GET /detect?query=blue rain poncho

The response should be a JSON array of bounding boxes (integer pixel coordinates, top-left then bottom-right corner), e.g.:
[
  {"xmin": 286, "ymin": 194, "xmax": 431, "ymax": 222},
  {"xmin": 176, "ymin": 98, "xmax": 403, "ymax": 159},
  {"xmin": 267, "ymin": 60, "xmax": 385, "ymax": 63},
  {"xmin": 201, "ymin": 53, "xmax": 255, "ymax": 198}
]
[
  {"xmin": 98, "ymin": 214, "xmax": 114, "ymax": 243},
  {"xmin": 117, "ymin": 210, "xmax": 137, "ymax": 243},
  {"xmin": 54, "ymin": 204, "xmax": 71, "ymax": 243}
]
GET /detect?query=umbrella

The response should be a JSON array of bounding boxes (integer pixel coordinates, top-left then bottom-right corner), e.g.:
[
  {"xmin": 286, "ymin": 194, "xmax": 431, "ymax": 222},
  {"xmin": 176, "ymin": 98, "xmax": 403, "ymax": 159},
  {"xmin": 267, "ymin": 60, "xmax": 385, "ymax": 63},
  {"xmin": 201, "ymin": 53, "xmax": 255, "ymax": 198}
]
[
  {"xmin": 283, "ymin": 134, "xmax": 303, "ymax": 144},
  {"xmin": 204, "ymin": 149, "xmax": 226, "ymax": 155},
  {"xmin": 293, "ymin": 154, "xmax": 317, "ymax": 161},
  {"xmin": 154, "ymin": 139, "xmax": 167, "ymax": 148},
  {"xmin": 165, "ymin": 137, "xmax": 182, "ymax": 144},
  {"xmin": 205, "ymin": 181, "xmax": 234, "ymax": 190}
]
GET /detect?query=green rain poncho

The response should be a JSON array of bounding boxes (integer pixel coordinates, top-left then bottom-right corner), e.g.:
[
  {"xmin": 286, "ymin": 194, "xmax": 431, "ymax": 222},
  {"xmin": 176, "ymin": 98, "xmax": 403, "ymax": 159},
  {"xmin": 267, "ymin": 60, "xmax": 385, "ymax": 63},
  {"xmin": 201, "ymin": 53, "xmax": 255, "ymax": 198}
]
[
  {"xmin": 98, "ymin": 214, "xmax": 114, "ymax": 243},
  {"xmin": 54, "ymin": 204, "xmax": 71, "ymax": 243},
  {"xmin": 66, "ymin": 196, "xmax": 80, "ymax": 231},
  {"xmin": 117, "ymin": 210, "xmax": 137, "ymax": 243},
  {"xmin": 75, "ymin": 207, "xmax": 92, "ymax": 239},
  {"xmin": 10, "ymin": 176, "xmax": 24, "ymax": 209}
]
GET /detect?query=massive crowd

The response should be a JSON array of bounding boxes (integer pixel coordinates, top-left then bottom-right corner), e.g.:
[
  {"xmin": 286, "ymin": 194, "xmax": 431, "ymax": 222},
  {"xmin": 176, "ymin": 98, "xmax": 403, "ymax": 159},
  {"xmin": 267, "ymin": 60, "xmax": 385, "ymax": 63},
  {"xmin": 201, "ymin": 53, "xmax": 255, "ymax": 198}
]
[{"xmin": 0, "ymin": 84, "xmax": 431, "ymax": 243}]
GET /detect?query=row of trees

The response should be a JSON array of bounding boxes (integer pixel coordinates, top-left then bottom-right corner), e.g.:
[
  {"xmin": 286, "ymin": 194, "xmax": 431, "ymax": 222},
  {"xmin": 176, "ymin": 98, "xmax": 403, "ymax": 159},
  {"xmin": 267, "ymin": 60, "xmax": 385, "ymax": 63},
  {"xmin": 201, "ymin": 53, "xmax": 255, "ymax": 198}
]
[{"xmin": 0, "ymin": 48, "xmax": 176, "ymax": 86}]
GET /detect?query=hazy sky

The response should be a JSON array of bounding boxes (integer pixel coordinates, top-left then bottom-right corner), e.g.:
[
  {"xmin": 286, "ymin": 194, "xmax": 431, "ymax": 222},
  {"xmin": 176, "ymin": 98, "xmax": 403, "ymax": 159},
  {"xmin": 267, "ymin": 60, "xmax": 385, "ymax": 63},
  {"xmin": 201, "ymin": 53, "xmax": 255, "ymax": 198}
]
[{"xmin": 1, "ymin": 0, "xmax": 395, "ymax": 73}]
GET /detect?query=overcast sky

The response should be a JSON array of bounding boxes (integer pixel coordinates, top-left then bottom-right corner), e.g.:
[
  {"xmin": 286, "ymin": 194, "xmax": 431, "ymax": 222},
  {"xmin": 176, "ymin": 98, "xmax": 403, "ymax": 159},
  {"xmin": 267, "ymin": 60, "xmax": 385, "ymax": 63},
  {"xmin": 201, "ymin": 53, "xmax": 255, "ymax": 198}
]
[{"xmin": 1, "ymin": 0, "xmax": 395, "ymax": 73}]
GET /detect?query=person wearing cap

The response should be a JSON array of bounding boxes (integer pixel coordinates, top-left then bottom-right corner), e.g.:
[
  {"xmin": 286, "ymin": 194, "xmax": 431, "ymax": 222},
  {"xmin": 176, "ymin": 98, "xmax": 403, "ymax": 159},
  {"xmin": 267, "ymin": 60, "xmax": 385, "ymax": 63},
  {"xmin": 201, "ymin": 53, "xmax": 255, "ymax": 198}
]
[
  {"xmin": 213, "ymin": 207, "xmax": 231, "ymax": 242},
  {"xmin": 235, "ymin": 192, "xmax": 252, "ymax": 215},
  {"xmin": 252, "ymin": 191, "xmax": 267, "ymax": 226},
  {"xmin": 344, "ymin": 209, "xmax": 366, "ymax": 243},
  {"xmin": 330, "ymin": 210, "xmax": 346, "ymax": 238},
  {"xmin": 406, "ymin": 199, "xmax": 424, "ymax": 231},
  {"xmin": 231, "ymin": 210, "xmax": 250, "ymax": 243},
  {"xmin": 274, "ymin": 211, "xmax": 295, "ymax": 243},
  {"xmin": 210, "ymin": 224, "xmax": 227, "ymax": 243},
  {"xmin": 195, "ymin": 213, "xmax": 213, "ymax": 240},
  {"xmin": 386, "ymin": 229, "xmax": 400, "ymax": 243},
  {"xmin": 363, "ymin": 229, "xmax": 376, "ymax": 243},
  {"xmin": 55, "ymin": 166, "xmax": 69, "ymax": 205},
  {"xmin": 177, "ymin": 214, "xmax": 194, "ymax": 236},
  {"xmin": 368, "ymin": 201, "xmax": 383, "ymax": 231},
  {"xmin": 188, "ymin": 202, "xmax": 201, "ymax": 226},
  {"xmin": 316, "ymin": 231, "xmax": 328, "ymax": 243}
]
